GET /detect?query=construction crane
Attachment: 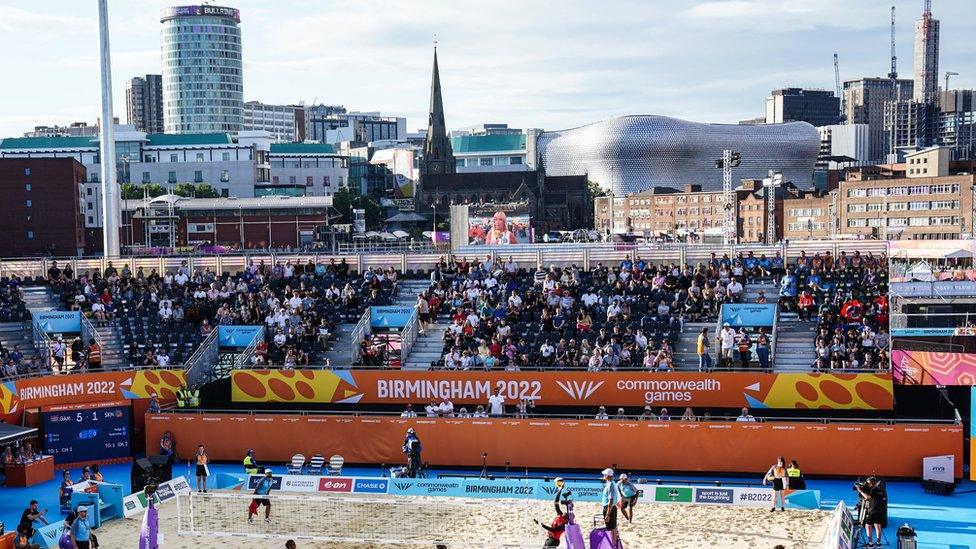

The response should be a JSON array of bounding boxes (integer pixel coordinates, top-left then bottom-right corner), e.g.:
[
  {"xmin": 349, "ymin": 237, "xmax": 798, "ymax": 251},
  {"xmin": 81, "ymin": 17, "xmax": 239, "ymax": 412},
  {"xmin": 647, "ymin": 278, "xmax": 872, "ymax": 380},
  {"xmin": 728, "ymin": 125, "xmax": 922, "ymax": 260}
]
[
  {"xmin": 945, "ymin": 71, "xmax": 959, "ymax": 91},
  {"xmin": 887, "ymin": 6, "xmax": 898, "ymax": 80},
  {"xmin": 834, "ymin": 53, "xmax": 843, "ymax": 119}
]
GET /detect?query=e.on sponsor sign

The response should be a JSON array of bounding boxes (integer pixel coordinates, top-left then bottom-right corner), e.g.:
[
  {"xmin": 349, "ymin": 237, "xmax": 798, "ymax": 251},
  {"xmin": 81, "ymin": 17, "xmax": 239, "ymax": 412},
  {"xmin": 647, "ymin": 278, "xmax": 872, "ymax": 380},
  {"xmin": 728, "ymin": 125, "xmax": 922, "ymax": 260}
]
[{"xmin": 318, "ymin": 478, "xmax": 353, "ymax": 492}]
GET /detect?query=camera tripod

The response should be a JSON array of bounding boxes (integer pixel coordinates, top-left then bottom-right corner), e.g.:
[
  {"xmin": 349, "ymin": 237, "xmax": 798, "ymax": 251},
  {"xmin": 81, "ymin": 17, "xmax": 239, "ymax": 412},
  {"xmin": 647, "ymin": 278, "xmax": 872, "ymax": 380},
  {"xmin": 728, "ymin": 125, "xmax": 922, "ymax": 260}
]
[
  {"xmin": 478, "ymin": 452, "xmax": 488, "ymax": 479},
  {"xmin": 852, "ymin": 501, "xmax": 890, "ymax": 548}
]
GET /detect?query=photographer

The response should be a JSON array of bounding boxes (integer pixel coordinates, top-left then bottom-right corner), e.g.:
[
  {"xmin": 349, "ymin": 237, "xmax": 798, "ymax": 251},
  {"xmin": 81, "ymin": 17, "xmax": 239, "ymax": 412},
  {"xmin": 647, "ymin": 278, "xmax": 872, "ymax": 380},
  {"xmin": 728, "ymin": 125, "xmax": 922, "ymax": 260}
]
[
  {"xmin": 402, "ymin": 428, "xmax": 422, "ymax": 478},
  {"xmin": 855, "ymin": 477, "xmax": 884, "ymax": 548}
]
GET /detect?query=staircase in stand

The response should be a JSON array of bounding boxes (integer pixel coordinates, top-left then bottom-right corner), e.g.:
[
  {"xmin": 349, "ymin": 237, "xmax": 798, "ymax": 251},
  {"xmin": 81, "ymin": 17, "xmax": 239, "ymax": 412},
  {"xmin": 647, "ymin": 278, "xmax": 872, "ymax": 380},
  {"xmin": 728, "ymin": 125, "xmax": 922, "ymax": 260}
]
[
  {"xmin": 397, "ymin": 279, "xmax": 445, "ymax": 371},
  {"xmin": 673, "ymin": 322, "xmax": 712, "ymax": 371},
  {"xmin": 91, "ymin": 323, "xmax": 126, "ymax": 370},
  {"xmin": 21, "ymin": 285, "xmax": 58, "ymax": 312},
  {"xmin": 773, "ymin": 311, "xmax": 817, "ymax": 371}
]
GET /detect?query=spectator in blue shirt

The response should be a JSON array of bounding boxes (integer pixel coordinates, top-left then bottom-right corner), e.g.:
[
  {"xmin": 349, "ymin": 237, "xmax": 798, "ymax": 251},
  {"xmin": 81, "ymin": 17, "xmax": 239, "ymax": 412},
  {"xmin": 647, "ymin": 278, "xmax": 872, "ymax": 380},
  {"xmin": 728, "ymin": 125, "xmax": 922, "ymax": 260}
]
[{"xmin": 779, "ymin": 268, "xmax": 798, "ymax": 311}]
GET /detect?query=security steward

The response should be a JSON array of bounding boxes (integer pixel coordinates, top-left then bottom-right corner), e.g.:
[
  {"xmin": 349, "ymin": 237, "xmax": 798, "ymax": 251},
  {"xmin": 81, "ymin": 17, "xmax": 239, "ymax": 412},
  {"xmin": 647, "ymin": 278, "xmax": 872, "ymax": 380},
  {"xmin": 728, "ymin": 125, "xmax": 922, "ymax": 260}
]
[
  {"xmin": 176, "ymin": 385, "xmax": 188, "ymax": 408},
  {"xmin": 187, "ymin": 384, "xmax": 201, "ymax": 408},
  {"xmin": 244, "ymin": 449, "xmax": 262, "ymax": 475},
  {"xmin": 787, "ymin": 459, "xmax": 806, "ymax": 489}
]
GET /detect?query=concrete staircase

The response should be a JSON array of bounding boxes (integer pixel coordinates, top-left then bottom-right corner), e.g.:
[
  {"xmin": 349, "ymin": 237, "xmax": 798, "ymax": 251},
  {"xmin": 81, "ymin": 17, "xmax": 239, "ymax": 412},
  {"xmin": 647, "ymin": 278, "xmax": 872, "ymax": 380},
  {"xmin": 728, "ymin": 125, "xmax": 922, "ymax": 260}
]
[
  {"xmin": 319, "ymin": 323, "xmax": 356, "ymax": 367},
  {"xmin": 91, "ymin": 323, "xmax": 126, "ymax": 370},
  {"xmin": 0, "ymin": 322, "xmax": 39, "ymax": 360},
  {"xmin": 21, "ymin": 285, "xmax": 58, "ymax": 312},
  {"xmin": 742, "ymin": 282, "xmax": 779, "ymax": 304},
  {"xmin": 773, "ymin": 311, "xmax": 817, "ymax": 371},
  {"xmin": 672, "ymin": 322, "xmax": 712, "ymax": 371},
  {"xmin": 396, "ymin": 279, "xmax": 445, "ymax": 371}
]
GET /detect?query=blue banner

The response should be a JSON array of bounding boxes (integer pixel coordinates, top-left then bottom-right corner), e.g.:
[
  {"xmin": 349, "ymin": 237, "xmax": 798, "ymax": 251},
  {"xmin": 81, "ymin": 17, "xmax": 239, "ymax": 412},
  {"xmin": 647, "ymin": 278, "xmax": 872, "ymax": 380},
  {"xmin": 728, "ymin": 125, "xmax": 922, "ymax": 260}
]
[
  {"xmin": 34, "ymin": 310, "xmax": 81, "ymax": 333},
  {"xmin": 370, "ymin": 306, "xmax": 415, "ymax": 328},
  {"xmin": 387, "ymin": 478, "xmax": 465, "ymax": 496},
  {"xmin": 721, "ymin": 304, "xmax": 777, "ymax": 327},
  {"xmin": 461, "ymin": 478, "xmax": 540, "ymax": 499},
  {"xmin": 218, "ymin": 325, "xmax": 264, "ymax": 347}
]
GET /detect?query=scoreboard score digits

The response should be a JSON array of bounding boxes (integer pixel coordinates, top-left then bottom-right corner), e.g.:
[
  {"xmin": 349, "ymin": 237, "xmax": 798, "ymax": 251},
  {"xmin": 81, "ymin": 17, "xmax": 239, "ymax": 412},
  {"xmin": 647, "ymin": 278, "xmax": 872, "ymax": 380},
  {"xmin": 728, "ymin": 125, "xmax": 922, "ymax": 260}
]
[{"xmin": 43, "ymin": 404, "xmax": 131, "ymax": 464}]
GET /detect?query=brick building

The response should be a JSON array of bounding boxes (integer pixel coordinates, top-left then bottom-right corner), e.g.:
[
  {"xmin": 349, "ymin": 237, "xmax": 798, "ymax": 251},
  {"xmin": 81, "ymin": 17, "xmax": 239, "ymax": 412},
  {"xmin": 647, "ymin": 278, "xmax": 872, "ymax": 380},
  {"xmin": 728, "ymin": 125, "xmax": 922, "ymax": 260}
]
[
  {"xmin": 120, "ymin": 195, "xmax": 332, "ymax": 251},
  {"xmin": 0, "ymin": 158, "xmax": 85, "ymax": 256}
]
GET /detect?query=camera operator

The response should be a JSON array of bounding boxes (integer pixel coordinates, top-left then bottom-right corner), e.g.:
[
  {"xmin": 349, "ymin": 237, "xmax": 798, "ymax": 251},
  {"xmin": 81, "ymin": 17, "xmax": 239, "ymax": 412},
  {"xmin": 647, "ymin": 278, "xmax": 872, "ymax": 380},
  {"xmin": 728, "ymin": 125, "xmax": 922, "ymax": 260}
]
[
  {"xmin": 855, "ymin": 477, "xmax": 884, "ymax": 548},
  {"xmin": 402, "ymin": 428, "xmax": 422, "ymax": 478}
]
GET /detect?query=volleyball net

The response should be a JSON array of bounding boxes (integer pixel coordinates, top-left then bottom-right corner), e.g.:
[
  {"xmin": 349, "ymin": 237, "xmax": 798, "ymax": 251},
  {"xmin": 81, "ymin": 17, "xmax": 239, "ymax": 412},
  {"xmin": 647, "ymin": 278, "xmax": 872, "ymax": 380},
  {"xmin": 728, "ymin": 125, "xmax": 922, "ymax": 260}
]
[{"xmin": 176, "ymin": 491, "xmax": 540, "ymax": 547}]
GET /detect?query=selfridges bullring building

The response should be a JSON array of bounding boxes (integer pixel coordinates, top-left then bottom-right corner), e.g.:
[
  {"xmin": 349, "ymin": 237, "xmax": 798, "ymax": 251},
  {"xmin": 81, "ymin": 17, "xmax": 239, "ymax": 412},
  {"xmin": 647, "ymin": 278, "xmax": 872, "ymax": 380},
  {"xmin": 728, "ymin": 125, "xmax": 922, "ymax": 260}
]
[{"xmin": 536, "ymin": 115, "xmax": 820, "ymax": 195}]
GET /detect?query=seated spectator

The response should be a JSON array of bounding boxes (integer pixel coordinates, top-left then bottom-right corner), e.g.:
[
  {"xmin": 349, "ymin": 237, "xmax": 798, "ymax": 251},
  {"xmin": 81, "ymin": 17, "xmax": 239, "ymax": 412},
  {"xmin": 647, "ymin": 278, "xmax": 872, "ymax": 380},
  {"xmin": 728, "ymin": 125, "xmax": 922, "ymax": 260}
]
[
  {"xmin": 638, "ymin": 406, "xmax": 656, "ymax": 420},
  {"xmin": 400, "ymin": 404, "xmax": 417, "ymax": 418},
  {"xmin": 797, "ymin": 290, "xmax": 815, "ymax": 321},
  {"xmin": 680, "ymin": 407, "xmax": 697, "ymax": 421},
  {"xmin": 658, "ymin": 407, "xmax": 671, "ymax": 421},
  {"xmin": 594, "ymin": 406, "xmax": 609, "ymax": 420},
  {"xmin": 735, "ymin": 407, "xmax": 756, "ymax": 422},
  {"xmin": 473, "ymin": 405, "xmax": 489, "ymax": 418},
  {"xmin": 613, "ymin": 407, "xmax": 627, "ymax": 420}
]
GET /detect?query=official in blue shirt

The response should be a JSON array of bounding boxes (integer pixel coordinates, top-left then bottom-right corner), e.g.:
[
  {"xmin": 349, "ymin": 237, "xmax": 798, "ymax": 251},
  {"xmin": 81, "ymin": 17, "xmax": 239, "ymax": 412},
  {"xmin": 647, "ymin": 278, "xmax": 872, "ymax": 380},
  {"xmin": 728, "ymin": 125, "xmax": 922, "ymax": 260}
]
[
  {"xmin": 248, "ymin": 470, "xmax": 275, "ymax": 524},
  {"xmin": 70, "ymin": 506, "xmax": 92, "ymax": 549},
  {"xmin": 600, "ymin": 468, "xmax": 620, "ymax": 544}
]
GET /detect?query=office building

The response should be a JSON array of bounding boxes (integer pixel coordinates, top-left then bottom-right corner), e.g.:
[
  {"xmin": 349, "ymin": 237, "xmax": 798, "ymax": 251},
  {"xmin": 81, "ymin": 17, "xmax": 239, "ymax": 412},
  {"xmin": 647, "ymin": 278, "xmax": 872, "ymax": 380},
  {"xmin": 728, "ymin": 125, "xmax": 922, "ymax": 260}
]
[
  {"xmin": 160, "ymin": 5, "xmax": 244, "ymax": 133},
  {"xmin": 937, "ymin": 89, "xmax": 976, "ymax": 160},
  {"xmin": 817, "ymin": 124, "xmax": 871, "ymax": 169},
  {"xmin": 451, "ymin": 133, "xmax": 529, "ymax": 173},
  {"xmin": 125, "ymin": 75, "xmax": 164, "ymax": 134},
  {"xmin": 884, "ymin": 99, "xmax": 938, "ymax": 158},
  {"xmin": 0, "ymin": 158, "xmax": 87, "ymax": 256},
  {"xmin": 243, "ymin": 101, "xmax": 306, "ymax": 142},
  {"xmin": 0, "ymin": 127, "xmax": 271, "ymax": 231},
  {"xmin": 267, "ymin": 142, "xmax": 348, "ymax": 197},
  {"xmin": 537, "ymin": 115, "xmax": 820, "ymax": 196},
  {"xmin": 843, "ymin": 77, "xmax": 914, "ymax": 162},
  {"xmin": 24, "ymin": 122, "xmax": 101, "ymax": 138},
  {"xmin": 765, "ymin": 88, "xmax": 840, "ymax": 127},
  {"xmin": 913, "ymin": 3, "xmax": 940, "ymax": 103}
]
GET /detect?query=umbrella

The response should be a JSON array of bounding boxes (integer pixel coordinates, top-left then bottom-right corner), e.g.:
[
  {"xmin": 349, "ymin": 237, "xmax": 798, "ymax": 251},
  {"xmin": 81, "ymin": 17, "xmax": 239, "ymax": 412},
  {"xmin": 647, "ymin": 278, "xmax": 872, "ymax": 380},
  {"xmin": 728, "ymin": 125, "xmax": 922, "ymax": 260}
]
[
  {"xmin": 392, "ymin": 230, "xmax": 410, "ymax": 239},
  {"xmin": 422, "ymin": 231, "xmax": 435, "ymax": 240},
  {"xmin": 365, "ymin": 231, "xmax": 381, "ymax": 239},
  {"xmin": 379, "ymin": 232, "xmax": 397, "ymax": 240},
  {"xmin": 385, "ymin": 212, "xmax": 428, "ymax": 223}
]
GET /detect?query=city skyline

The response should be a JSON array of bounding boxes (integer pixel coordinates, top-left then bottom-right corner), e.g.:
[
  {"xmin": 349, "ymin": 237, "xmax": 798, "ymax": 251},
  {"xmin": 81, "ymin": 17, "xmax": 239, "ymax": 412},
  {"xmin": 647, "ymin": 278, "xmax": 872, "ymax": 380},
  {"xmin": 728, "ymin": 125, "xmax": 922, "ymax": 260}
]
[{"xmin": 1, "ymin": 0, "xmax": 975, "ymax": 138}]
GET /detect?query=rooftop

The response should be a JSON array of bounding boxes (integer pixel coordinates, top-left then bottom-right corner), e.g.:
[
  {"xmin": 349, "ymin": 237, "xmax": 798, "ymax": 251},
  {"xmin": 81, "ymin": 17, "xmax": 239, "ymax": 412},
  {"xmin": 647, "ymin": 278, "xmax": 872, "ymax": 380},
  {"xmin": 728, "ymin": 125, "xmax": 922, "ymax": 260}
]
[
  {"xmin": 123, "ymin": 194, "xmax": 333, "ymax": 212},
  {"xmin": 270, "ymin": 142, "xmax": 335, "ymax": 155},
  {"xmin": 0, "ymin": 136, "xmax": 96, "ymax": 150},
  {"xmin": 450, "ymin": 134, "xmax": 526, "ymax": 153},
  {"xmin": 145, "ymin": 133, "xmax": 234, "ymax": 146}
]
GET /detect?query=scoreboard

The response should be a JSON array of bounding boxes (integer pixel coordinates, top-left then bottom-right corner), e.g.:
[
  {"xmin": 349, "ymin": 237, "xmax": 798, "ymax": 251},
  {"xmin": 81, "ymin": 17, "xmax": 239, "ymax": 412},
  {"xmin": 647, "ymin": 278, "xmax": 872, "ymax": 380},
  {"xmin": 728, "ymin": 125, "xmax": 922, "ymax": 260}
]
[{"xmin": 42, "ymin": 401, "xmax": 131, "ymax": 464}]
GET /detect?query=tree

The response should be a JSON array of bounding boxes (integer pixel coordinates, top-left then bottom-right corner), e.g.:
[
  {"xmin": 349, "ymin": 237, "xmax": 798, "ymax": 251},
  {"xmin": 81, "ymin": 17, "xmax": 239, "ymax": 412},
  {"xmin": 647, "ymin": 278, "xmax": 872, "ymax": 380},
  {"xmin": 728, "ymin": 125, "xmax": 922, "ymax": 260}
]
[
  {"xmin": 172, "ymin": 183, "xmax": 197, "ymax": 197},
  {"xmin": 331, "ymin": 188, "xmax": 383, "ymax": 230},
  {"xmin": 194, "ymin": 184, "xmax": 220, "ymax": 198},
  {"xmin": 587, "ymin": 180, "xmax": 609, "ymax": 201},
  {"xmin": 120, "ymin": 183, "xmax": 167, "ymax": 199}
]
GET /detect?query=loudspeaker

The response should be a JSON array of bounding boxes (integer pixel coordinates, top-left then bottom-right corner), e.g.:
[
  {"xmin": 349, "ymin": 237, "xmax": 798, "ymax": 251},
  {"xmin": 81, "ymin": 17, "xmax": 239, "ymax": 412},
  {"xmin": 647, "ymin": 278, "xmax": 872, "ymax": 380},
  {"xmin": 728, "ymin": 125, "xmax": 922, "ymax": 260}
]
[
  {"xmin": 920, "ymin": 478, "xmax": 955, "ymax": 495},
  {"xmin": 131, "ymin": 457, "xmax": 173, "ymax": 490}
]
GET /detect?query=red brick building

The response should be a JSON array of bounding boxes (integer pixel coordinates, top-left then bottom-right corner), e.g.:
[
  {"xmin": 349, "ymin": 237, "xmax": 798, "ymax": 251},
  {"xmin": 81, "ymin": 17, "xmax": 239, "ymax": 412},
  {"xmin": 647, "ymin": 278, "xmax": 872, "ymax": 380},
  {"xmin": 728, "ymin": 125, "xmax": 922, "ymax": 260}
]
[
  {"xmin": 0, "ymin": 158, "xmax": 86, "ymax": 256},
  {"xmin": 120, "ymin": 195, "xmax": 332, "ymax": 250}
]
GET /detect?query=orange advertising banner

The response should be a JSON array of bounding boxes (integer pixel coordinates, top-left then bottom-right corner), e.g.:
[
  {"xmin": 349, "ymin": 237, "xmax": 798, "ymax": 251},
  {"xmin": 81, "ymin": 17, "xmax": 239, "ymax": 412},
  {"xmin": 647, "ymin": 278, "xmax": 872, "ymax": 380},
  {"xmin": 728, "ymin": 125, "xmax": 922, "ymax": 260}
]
[
  {"xmin": 231, "ymin": 370, "xmax": 894, "ymax": 410},
  {"xmin": 0, "ymin": 370, "xmax": 185, "ymax": 419},
  {"xmin": 145, "ymin": 414, "xmax": 962, "ymax": 478}
]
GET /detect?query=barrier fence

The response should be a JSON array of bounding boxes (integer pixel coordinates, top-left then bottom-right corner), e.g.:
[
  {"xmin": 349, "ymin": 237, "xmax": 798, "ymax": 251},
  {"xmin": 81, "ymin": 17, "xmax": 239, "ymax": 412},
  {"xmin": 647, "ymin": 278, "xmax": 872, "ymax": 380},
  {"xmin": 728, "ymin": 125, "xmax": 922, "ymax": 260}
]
[{"xmin": 145, "ymin": 413, "xmax": 963, "ymax": 478}]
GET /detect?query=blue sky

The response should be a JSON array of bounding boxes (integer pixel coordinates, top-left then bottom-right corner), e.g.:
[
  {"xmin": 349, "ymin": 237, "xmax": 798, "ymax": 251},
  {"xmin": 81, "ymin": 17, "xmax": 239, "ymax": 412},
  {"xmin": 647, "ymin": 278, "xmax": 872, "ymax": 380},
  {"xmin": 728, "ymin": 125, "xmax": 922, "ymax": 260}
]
[{"xmin": 0, "ymin": 0, "xmax": 973, "ymax": 137}]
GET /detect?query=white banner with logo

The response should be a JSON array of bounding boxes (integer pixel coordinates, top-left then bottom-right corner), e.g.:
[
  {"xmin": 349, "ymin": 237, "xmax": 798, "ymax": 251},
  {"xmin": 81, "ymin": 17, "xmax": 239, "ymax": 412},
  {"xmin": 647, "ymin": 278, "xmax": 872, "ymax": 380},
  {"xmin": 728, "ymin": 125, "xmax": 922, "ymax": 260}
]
[
  {"xmin": 922, "ymin": 454, "xmax": 954, "ymax": 483},
  {"xmin": 122, "ymin": 476, "xmax": 191, "ymax": 518}
]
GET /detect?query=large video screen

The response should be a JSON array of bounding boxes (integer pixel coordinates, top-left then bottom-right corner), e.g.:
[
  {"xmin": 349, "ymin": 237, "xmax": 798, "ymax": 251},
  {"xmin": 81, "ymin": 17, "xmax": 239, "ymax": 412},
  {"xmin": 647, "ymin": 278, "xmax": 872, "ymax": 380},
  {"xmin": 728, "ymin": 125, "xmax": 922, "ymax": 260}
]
[
  {"xmin": 43, "ymin": 403, "xmax": 131, "ymax": 464},
  {"xmin": 468, "ymin": 208, "xmax": 532, "ymax": 245}
]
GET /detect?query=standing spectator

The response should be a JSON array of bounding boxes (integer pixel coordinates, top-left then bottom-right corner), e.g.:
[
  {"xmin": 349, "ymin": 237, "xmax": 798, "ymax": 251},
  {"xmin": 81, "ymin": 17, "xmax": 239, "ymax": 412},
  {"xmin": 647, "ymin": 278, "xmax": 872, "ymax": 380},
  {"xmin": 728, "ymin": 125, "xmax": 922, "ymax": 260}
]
[
  {"xmin": 416, "ymin": 294, "xmax": 430, "ymax": 336},
  {"xmin": 737, "ymin": 328, "xmax": 752, "ymax": 370},
  {"xmin": 85, "ymin": 340, "xmax": 101, "ymax": 371},
  {"xmin": 756, "ymin": 328, "xmax": 770, "ymax": 371},
  {"xmin": 194, "ymin": 445, "xmax": 210, "ymax": 493},
  {"xmin": 487, "ymin": 388, "xmax": 506, "ymax": 417},
  {"xmin": 148, "ymin": 394, "xmax": 161, "ymax": 414},
  {"xmin": 51, "ymin": 337, "xmax": 67, "ymax": 372},
  {"xmin": 718, "ymin": 323, "xmax": 735, "ymax": 369},
  {"xmin": 697, "ymin": 327, "xmax": 712, "ymax": 371}
]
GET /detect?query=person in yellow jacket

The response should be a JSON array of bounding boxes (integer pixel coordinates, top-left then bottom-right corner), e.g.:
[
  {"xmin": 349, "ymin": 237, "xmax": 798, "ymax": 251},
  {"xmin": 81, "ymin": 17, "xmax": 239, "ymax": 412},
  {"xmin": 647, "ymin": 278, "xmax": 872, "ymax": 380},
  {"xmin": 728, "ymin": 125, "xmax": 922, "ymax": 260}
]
[
  {"xmin": 787, "ymin": 459, "xmax": 806, "ymax": 489},
  {"xmin": 175, "ymin": 385, "xmax": 188, "ymax": 408},
  {"xmin": 244, "ymin": 449, "xmax": 260, "ymax": 475},
  {"xmin": 187, "ymin": 384, "xmax": 200, "ymax": 408}
]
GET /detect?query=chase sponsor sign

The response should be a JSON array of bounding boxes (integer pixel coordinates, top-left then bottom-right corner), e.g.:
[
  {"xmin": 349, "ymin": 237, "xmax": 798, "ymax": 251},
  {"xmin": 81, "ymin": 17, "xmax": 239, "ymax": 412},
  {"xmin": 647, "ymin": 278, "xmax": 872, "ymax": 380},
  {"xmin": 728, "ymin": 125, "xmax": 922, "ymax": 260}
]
[{"xmin": 353, "ymin": 478, "xmax": 389, "ymax": 494}]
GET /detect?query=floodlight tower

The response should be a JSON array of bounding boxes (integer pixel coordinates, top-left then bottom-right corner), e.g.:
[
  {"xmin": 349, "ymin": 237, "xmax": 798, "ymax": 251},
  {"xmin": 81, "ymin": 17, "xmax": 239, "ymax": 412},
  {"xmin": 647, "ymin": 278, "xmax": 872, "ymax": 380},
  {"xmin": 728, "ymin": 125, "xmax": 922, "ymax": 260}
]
[{"xmin": 97, "ymin": 0, "xmax": 120, "ymax": 257}]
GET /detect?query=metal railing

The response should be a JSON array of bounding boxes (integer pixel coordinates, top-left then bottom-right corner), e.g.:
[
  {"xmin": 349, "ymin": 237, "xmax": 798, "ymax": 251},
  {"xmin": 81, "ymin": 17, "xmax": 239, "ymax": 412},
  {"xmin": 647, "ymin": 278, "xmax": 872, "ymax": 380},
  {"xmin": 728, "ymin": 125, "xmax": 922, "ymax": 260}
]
[
  {"xmin": 27, "ymin": 308, "xmax": 53, "ymax": 368},
  {"xmin": 0, "ymin": 239, "xmax": 890, "ymax": 281},
  {"xmin": 183, "ymin": 328, "xmax": 219, "ymax": 386},
  {"xmin": 349, "ymin": 309, "xmax": 371, "ymax": 366},
  {"xmin": 890, "ymin": 312, "xmax": 976, "ymax": 329},
  {"xmin": 398, "ymin": 308, "xmax": 420, "ymax": 366},
  {"xmin": 157, "ymin": 407, "xmax": 957, "ymax": 425},
  {"xmin": 233, "ymin": 328, "xmax": 264, "ymax": 370},
  {"xmin": 80, "ymin": 314, "xmax": 102, "ymax": 349}
]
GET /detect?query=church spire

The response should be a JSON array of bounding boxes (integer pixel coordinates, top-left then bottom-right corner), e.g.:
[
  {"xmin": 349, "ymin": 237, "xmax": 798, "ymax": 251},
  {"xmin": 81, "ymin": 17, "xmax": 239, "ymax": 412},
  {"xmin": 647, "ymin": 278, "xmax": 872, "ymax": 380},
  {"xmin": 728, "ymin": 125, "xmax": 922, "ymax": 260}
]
[{"xmin": 422, "ymin": 46, "xmax": 455, "ymax": 175}]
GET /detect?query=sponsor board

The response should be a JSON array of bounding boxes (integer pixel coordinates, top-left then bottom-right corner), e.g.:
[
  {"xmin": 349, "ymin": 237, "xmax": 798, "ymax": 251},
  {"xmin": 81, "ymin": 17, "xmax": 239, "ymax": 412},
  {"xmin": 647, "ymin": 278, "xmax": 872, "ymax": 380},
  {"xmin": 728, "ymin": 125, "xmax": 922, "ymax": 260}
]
[
  {"xmin": 388, "ymin": 478, "xmax": 465, "ymax": 497},
  {"xmin": 823, "ymin": 501, "xmax": 854, "ymax": 549},
  {"xmin": 370, "ymin": 306, "xmax": 415, "ymax": 328},
  {"xmin": 463, "ymin": 479, "xmax": 538, "ymax": 499},
  {"xmin": 318, "ymin": 477, "xmax": 354, "ymax": 492},
  {"xmin": 217, "ymin": 325, "xmax": 264, "ymax": 347},
  {"xmin": 654, "ymin": 486, "xmax": 693, "ymax": 503},
  {"xmin": 122, "ymin": 476, "xmax": 191, "ymax": 518},
  {"xmin": 733, "ymin": 487, "xmax": 774, "ymax": 507},
  {"xmin": 694, "ymin": 488, "xmax": 734, "ymax": 505},
  {"xmin": 923, "ymin": 455, "xmax": 954, "ymax": 483},
  {"xmin": 34, "ymin": 310, "xmax": 82, "ymax": 333},
  {"xmin": 721, "ymin": 303, "xmax": 776, "ymax": 327},
  {"xmin": 353, "ymin": 478, "xmax": 390, "ymax": 494},
  {"xmin": 231, "ymin": 370, "xmax": 894, "ymax": 410}
]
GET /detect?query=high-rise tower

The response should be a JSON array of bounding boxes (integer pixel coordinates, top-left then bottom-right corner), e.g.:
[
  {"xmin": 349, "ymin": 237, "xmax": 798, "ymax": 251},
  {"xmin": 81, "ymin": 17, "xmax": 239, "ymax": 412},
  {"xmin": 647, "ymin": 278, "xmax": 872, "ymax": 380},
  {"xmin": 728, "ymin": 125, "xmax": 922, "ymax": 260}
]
[
  {"xmin": 160, "ymin": 5, "xmax": 244, "ymax": 134},
  {"xmin": 913, "ymin": 0, "xmax": 940, "ymax": 102},
  {"xmin": 421, "ymin": 48, "xmax": 455, "ymax": 175}
]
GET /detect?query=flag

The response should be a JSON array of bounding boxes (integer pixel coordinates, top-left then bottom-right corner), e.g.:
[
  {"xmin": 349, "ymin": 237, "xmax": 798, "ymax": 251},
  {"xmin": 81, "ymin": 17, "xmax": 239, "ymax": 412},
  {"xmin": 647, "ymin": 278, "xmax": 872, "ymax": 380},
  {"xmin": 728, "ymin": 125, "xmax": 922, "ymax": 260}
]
[{"xmin": 138, "ymin": 499, "xmax": 159, "ymax": 549}]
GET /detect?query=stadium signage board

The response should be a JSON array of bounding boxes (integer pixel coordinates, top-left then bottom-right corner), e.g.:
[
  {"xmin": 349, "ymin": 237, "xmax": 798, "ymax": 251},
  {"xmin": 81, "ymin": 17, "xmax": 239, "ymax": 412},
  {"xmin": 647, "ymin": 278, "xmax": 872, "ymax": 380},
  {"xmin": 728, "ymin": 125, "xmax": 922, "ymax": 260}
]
[
  {"xmin": 122, "ymin": 476, "xmax": 191, "ymax": 518},
  {"xmin": 232, "ymin": 370, "xmax": 894, "ymax": 410},
  {"xmin": 891, "ymin": 350, "xmax": 976, "ymax": 385},
  {"xmin": 0, "ymin": 370, "xmax": 186, "ymax": 420}
]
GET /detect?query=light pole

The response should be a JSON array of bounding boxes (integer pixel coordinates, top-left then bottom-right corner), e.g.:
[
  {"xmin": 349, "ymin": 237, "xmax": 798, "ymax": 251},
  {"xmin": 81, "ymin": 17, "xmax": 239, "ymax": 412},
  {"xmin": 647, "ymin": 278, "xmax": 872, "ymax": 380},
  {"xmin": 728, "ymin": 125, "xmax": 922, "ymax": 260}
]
[
  {"xmin": 97, "ymin": 0, "xmax": 121, "ymax": 257},
  {"xmin": 762, "ymin": 170, "xmax": 782, "ymax": 244},
  {"xmin": 714, "ymin": 150, "xmax": 741, "ymax": 246}
]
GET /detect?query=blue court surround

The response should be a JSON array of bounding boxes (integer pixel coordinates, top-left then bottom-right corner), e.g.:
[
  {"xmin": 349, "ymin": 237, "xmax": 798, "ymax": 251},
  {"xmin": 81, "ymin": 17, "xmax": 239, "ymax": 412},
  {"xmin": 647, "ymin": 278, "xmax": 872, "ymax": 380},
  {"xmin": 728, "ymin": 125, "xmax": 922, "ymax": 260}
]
[{"xmin": 2, "ymin": 462, "xmax": 974, "ymax": 547}]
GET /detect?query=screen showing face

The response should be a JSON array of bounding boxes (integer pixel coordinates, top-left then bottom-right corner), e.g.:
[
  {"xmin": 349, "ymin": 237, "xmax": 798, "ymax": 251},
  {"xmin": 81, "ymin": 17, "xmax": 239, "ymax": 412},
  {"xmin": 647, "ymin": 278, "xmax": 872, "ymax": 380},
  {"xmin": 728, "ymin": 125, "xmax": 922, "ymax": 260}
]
[{"xmin": 43, "ymin": 404, "xmax": 131, "ymax": 464}]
